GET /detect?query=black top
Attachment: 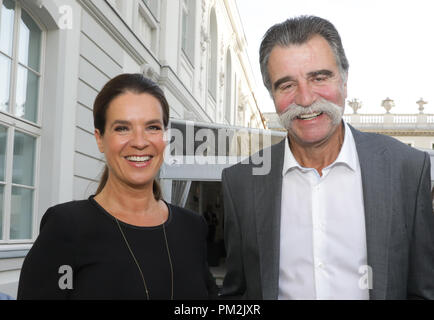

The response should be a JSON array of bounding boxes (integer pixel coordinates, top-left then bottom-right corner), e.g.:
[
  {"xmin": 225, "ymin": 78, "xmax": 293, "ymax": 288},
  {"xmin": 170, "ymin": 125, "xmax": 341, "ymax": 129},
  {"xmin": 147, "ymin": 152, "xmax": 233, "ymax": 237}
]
[{"xmin": 18, "ymin": 197, "xmax": 217, "ymax": 300}]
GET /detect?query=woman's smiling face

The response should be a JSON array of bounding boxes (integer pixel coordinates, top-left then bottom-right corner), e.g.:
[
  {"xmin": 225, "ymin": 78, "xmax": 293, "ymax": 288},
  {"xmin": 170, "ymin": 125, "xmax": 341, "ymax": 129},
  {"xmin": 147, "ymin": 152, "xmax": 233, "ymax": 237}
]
[{"xmin": 95, "ymin": 91, "xmax": 166, "ymax": 189}]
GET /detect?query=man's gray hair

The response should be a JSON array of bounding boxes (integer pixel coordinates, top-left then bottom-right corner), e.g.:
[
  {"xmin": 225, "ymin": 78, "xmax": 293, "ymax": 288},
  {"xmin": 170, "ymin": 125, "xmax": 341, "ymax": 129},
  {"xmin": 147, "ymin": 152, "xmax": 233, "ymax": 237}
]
[{"xmin": 259, "ymin": 15, "xmax": 349, "ymax": 92}]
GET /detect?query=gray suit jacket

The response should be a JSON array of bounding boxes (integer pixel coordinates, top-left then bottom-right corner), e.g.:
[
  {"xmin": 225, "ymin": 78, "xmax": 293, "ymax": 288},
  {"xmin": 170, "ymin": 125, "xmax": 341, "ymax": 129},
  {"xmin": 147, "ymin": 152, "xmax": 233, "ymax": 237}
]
[{"xmin": 221, "ymin": 125, "xmax": 434, "ymax": 299}]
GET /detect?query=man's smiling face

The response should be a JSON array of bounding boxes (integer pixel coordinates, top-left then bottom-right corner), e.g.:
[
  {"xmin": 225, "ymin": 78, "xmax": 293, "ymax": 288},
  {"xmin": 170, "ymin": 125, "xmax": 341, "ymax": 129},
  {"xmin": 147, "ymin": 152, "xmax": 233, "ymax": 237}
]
[{"xmin": 268, "ymin": 35, "xmax": 347, "ymax": 146}]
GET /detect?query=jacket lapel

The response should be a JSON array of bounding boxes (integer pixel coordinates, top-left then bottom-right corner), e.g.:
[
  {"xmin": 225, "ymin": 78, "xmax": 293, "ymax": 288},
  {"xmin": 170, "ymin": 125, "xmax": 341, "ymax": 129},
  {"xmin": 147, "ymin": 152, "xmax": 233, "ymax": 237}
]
[
  {"xmin": 254, "ymin": 139, "xmax": 285, "ymax": 299},
  {"xmin": 351, "ymin": 126, "xmax": 392, "ymax": 300}
]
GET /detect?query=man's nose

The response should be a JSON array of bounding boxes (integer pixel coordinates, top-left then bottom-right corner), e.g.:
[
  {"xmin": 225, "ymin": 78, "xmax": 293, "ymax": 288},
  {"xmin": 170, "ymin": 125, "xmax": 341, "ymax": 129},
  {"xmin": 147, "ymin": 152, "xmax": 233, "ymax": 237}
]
[{"xmin": 294, "ymin": 81, "xmax": 316, "ymax": 107}]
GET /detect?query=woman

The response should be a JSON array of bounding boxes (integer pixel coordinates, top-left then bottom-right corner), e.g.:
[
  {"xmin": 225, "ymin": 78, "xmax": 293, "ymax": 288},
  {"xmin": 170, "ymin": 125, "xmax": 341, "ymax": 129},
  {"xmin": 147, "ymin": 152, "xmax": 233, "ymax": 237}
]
[{"xmin": 18, "ymin": 74, "xmax": 218, "ymax": 299}]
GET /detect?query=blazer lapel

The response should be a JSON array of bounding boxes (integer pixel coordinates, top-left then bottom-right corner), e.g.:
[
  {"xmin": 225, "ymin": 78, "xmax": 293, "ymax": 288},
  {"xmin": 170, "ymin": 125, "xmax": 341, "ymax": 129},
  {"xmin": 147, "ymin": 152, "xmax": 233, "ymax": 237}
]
[
  {"xmin": 254, "ymin": 139, "xmax": 285, "ymax": 299},
  {"xmin": 351, "ymin": 126, "xmax": 392, "ymax": 300}
]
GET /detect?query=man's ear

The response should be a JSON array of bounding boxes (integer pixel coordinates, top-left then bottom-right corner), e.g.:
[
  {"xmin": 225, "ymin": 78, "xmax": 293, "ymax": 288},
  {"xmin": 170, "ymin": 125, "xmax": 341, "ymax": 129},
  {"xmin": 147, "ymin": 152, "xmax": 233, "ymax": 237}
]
[
  {"xmin": 343, "ymin": 72, "xmax": 348, "ymax": 98},
  {"xmin": 95, "ymin": 129, "xmax": 104, "ymax": 153},
  {"xmin": 344, "ymin": 81, "xmax": 348, "ymax": 99}
]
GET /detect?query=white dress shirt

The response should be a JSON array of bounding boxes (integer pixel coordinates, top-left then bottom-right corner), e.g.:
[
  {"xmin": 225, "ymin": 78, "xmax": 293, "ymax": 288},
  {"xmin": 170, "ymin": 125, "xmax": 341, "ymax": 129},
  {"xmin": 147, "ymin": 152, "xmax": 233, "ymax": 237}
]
[{"xmin": 278, "ymin": 122, "xmax": 369, "ymax": 300}]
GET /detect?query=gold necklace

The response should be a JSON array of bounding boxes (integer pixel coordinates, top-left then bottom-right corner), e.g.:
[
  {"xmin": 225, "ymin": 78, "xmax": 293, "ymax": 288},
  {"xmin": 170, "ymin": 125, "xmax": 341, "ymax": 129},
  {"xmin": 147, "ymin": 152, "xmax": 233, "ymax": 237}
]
[{"xmin": 115, "ymin": 215, "xmax": 174, "ymax": 300}]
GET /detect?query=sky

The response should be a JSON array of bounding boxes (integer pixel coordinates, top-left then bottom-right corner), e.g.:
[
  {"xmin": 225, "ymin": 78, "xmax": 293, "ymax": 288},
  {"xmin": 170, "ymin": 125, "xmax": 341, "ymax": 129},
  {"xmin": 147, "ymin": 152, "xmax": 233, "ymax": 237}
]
[{"xmin": 235, "ymin": 0, "xmax": 434, "ymax": 114}]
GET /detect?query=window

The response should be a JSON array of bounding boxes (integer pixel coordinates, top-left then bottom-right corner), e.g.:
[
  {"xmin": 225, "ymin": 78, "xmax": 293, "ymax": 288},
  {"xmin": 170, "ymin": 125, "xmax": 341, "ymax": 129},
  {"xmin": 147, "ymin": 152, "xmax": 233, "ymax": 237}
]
[
  {"xmin": 1, "ymin": 1, "xmax": 42, "ymax": 123},
  {"xmin": 138, "ymin": 10, "xmax": 154, "ymax": 47},
  {"xmin": 207, "ymin": 9, "xmax": 217, "ymax": 100},
  {"xmin": 233, "ymin": 73, "xmax": 237, "ymax": 124},
  {"xmin": 107, "ymin": 0, "xmax": 123, "ymax": 14},
  {"xmin": 0, "ymin": 126, "xmax": 5, "ymax": 239},
  {"xmin": 142, "ymin": 0, "xmax": 159, "ymax": 21},
  {"xmin": 137, "ymin": 0, "xmax": 159, "ymax": 53},
  {"xmin": 0, "ymin": 114, "xmax": 39, "ymax": 243},
  {"xmin": 224, "ymin": 51, "xmax": 232, "ymax": 123},
  {"xmin": 181, "ymin": 0, "xmax": 195, "ymax": 65},
  {"xmin": 0, "ymin": 0, "xmax": 43, "ymax": 243}
]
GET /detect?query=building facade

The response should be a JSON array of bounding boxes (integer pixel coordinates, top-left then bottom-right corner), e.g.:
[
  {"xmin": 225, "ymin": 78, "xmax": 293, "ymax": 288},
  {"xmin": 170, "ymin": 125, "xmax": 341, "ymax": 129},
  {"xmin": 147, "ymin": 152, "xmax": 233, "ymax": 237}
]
[{"xmin": 0, "ymin": 0, "xmax": 270, "ymax": 297}]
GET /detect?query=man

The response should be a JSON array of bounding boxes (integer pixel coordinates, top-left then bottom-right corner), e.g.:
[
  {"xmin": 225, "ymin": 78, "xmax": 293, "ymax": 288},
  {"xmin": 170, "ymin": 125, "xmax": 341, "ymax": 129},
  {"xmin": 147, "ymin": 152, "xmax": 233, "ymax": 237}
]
[{"xmin": 221, "ymin": 15, "xmax": 434, "ymax": 299}]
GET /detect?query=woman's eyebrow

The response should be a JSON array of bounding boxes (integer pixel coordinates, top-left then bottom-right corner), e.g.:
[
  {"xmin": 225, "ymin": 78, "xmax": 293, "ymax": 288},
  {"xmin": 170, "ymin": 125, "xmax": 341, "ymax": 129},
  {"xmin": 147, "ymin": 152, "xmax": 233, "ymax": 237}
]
[
  {"xmin": 144, "ymin": 119, "xmax": 164, "ymax": 125},
  {"xmin": 110, "ymin": 120, "xmax": 130, "ymax": 128},
  {"xmin": 110, "ymin": 119, "xmax": 163, "ymax": 128}
]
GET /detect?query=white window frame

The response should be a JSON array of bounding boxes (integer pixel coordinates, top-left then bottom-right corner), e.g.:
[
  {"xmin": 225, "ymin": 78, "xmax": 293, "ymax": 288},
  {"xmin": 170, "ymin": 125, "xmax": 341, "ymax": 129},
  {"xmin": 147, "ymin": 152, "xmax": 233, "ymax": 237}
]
[
  {"xmin": 0, "ymin": 0, "xmax": 45, "ymax": 245},
  {"xmin": 207, "ymin": 9, "xmax": 218, "ymax": 102},
  {"xmin": 134, "ymin": 0, "xmax": 160, "ymax": 55},
  {"xmin": 1, "ymin": 1, "xmax": 45, "ymax": 126},
  {"xmin": 233, "ymin": 73, "xmax": 237, "ymax": 125},
  {"xmin": 142, "ymin": 0, "xmax": 159, "ymax": 22},
  {"xmin": 106, "ymin": 0, "xmax": 125, "ymax": 18},
  {"xmin": 180, "ymin": 0, "xmax": 195, "ymax": 67},
  {"xmin": 224, "ymin": 50, "xmax": 232, "ymax": 124}
]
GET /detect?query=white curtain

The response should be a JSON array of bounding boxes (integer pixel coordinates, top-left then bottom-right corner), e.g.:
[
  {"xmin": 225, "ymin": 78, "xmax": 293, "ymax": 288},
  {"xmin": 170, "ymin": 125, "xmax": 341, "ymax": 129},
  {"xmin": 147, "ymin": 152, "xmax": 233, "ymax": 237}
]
[{"xmin": 171, "ymin": 180, "xmax": 191, "ymax": 207}]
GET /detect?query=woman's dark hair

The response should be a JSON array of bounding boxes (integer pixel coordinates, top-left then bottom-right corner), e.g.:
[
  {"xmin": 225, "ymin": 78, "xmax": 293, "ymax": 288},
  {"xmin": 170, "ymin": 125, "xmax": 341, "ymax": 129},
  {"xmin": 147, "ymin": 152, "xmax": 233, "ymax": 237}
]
[{"xmin": 93, "ymin": 73, "xmax": 170, "ymax": 199}]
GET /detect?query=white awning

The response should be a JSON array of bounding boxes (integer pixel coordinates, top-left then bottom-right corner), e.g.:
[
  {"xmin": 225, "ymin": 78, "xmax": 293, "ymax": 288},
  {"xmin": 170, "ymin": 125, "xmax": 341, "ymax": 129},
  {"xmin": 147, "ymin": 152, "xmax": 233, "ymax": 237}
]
[{"xmin": 159, "ymin": 119, "xmax": 286, "ymax": 181}]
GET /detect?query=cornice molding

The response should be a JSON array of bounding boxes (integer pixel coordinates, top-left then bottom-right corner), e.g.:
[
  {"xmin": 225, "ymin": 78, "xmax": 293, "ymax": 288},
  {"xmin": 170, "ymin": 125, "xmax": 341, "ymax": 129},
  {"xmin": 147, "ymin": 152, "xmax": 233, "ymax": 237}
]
[{"xmin": 360, "ymin": 129, "xmax": 434, "ymax": 137}]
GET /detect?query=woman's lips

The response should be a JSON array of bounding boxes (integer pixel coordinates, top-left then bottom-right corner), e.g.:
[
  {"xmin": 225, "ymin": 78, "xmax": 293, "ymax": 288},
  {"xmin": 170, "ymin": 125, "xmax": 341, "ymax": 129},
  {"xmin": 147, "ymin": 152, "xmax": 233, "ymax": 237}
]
[{"xmin": 125, "ymin": 155, "xmax": 153, "ymax": 168}]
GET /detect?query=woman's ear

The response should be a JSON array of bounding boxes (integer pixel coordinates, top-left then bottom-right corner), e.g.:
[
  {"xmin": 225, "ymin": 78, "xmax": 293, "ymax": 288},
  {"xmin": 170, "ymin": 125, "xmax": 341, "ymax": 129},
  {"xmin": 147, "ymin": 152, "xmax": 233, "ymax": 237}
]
[{"xmin": 95, "ymin": 129, "xmax": 104, "ymax": 153}]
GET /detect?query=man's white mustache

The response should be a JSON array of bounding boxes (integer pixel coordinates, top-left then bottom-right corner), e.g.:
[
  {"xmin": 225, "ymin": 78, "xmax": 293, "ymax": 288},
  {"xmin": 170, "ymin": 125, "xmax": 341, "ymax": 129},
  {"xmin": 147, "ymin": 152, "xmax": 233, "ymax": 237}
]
[{"xmin": 278, "ymin": 99, "xmax": 343, "ymax": 129}]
